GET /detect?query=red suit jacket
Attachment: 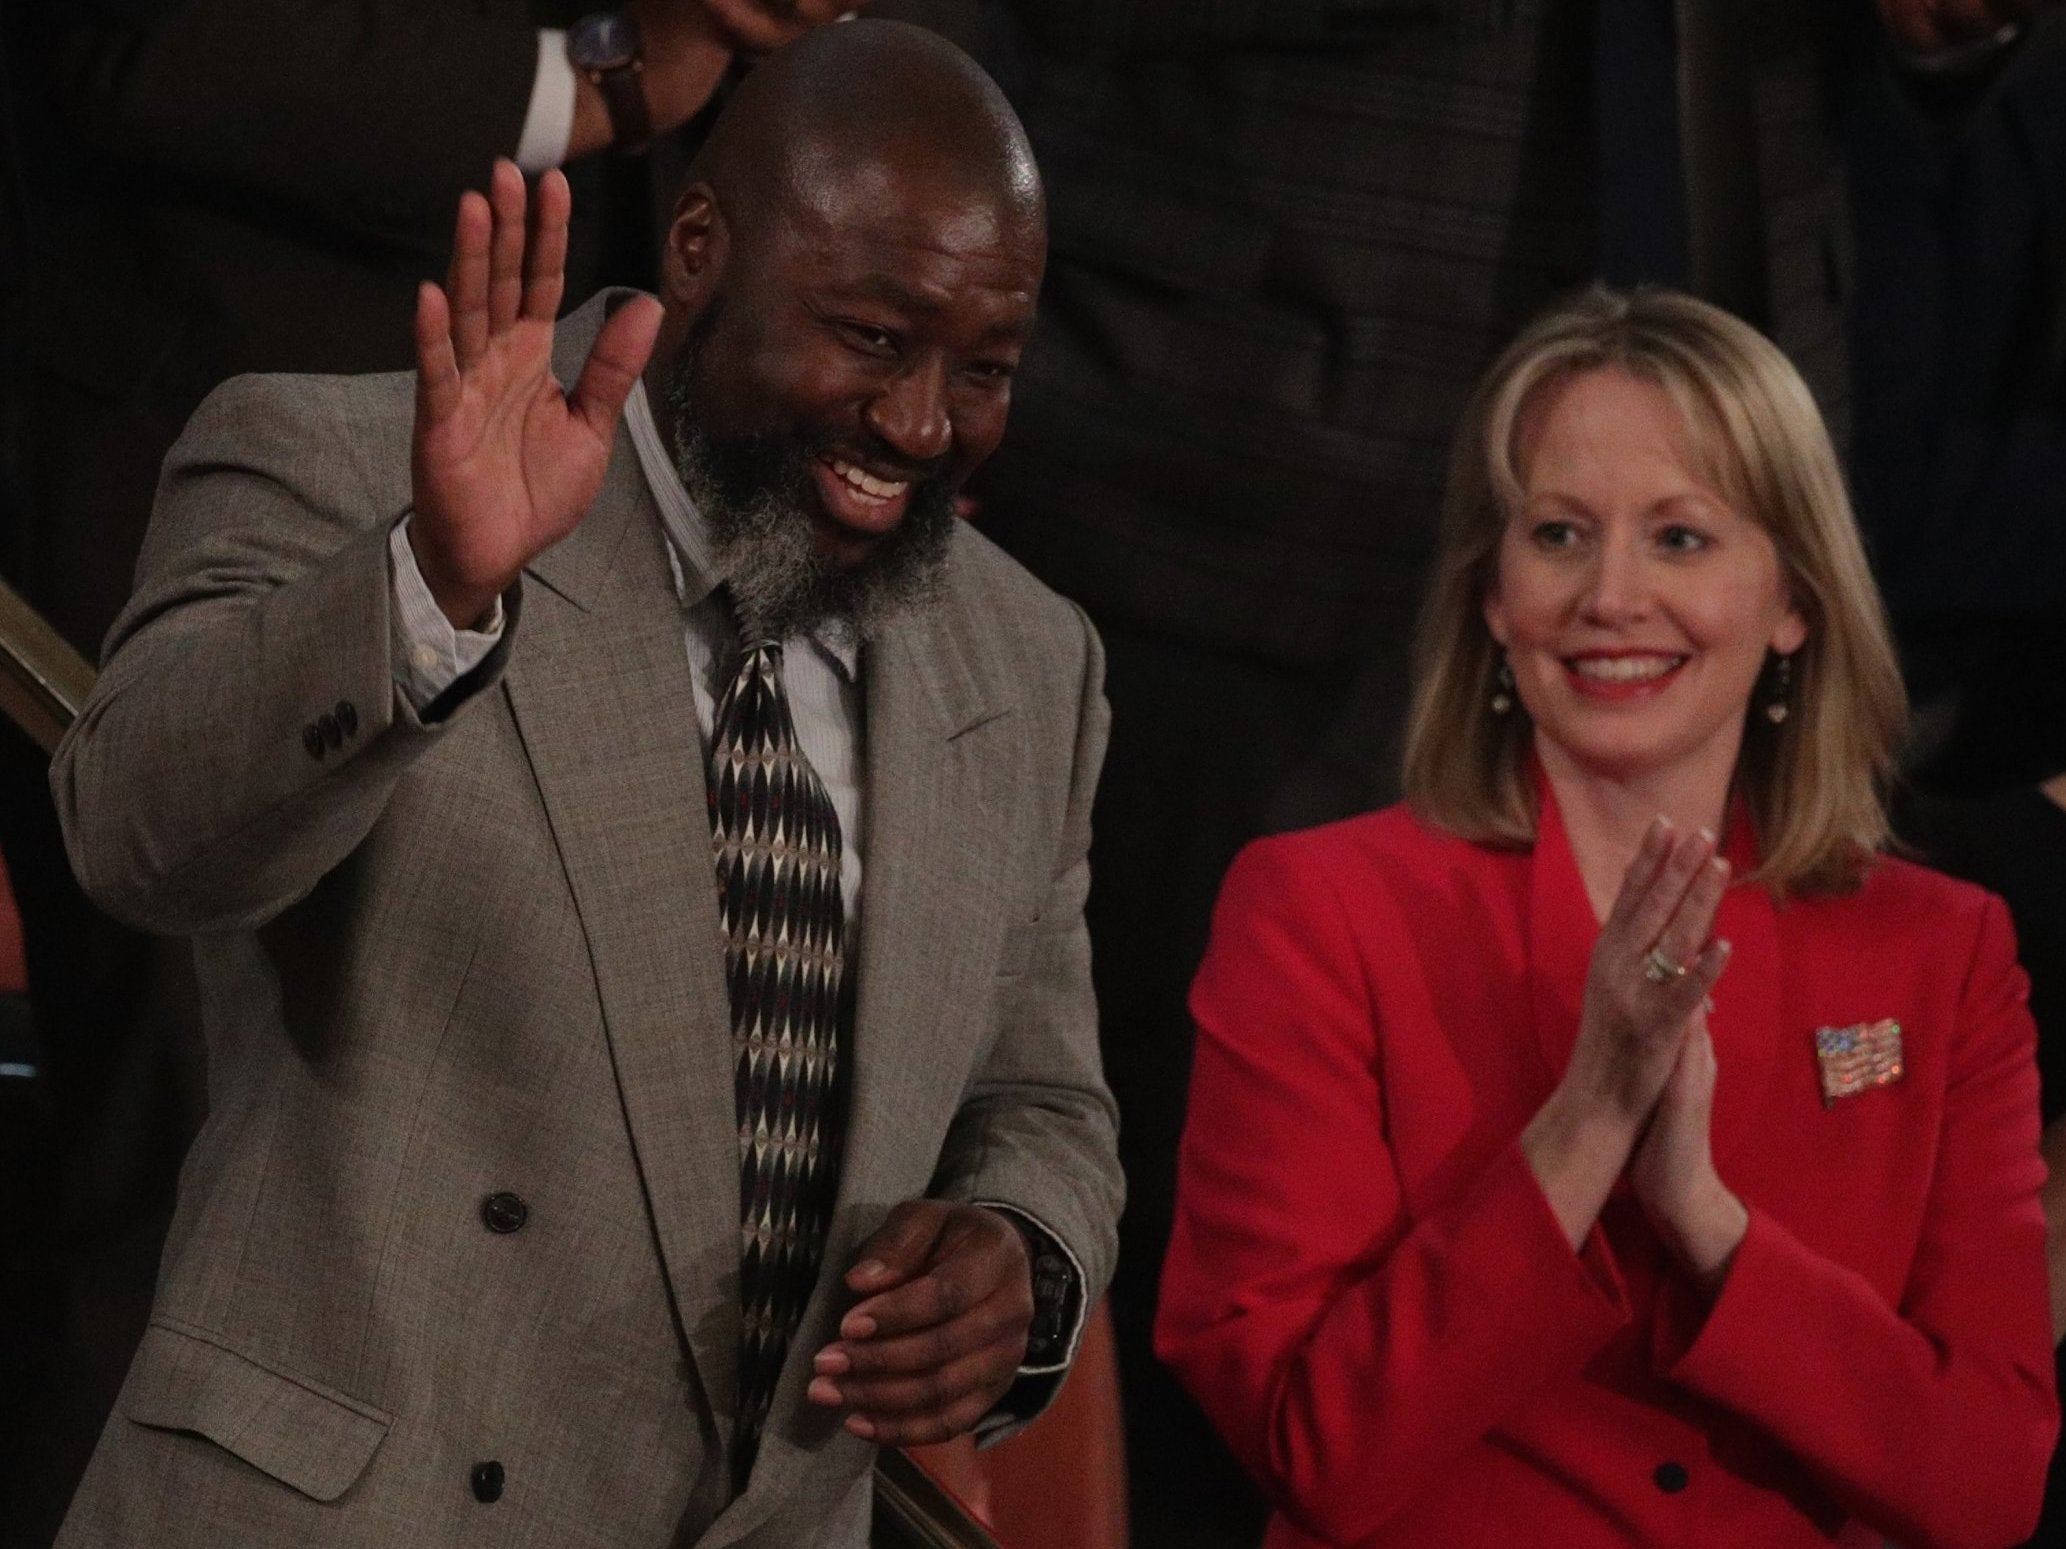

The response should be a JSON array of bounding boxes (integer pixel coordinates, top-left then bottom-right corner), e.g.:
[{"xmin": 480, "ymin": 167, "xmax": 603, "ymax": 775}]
[{"xmin": 1157, "ymin": 795, "xmax": 2056, "ymax": 1548}]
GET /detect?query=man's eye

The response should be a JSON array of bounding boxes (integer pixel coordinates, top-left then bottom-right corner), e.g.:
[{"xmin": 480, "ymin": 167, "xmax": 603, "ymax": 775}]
[
  {"xmin": 837, "ymin": 321, "xmax": 897, "ymax": 355},
  {"xmin": 964, "ymin": 360, "xmax": 1017, "ymax": 384}
]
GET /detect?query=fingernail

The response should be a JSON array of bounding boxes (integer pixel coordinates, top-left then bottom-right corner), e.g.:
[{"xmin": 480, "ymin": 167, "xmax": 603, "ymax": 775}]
[
  {"xmin": 841, "ymin": 1314, "xmax": 876, "ymax": 1340},
  {"xmin": 1716, "ymin": 939, "xmax": 1732, "ymax": 958},
  {"xmin": 845, "ymin": 1416, "xmax": 876, "ymax": 1440},
  {"xmin": 1711, "ymin": 857, "xmax": 1730, "ymax": 877},
  {"xmin": 807, "ymin": 1377, "xmax": 842, "ymax": 1406},
  {"xmin": 1697, "ymin": 827, "xmax": 1716, "ymax": 845},
  {"xmin": 1653, "ymin": 815, "xmax": 1674, "ymax": 834},
  {"xmin": 814, "ymin": 1348, "xmax": 849, "ymax": 1374},
  {"xmin": 854, "ymin": 1259, "xmax": 887, "ymax": 1281}
]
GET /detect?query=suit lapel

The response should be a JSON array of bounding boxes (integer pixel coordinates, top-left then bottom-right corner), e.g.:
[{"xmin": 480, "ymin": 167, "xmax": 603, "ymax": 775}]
[
  {"xmin": 704, "ymin": 562, "xmax": 1015, "ymax": 1546},
  {"xmin": 501, "ymin": 373, "xmax": 745, "ymax": 1443}
]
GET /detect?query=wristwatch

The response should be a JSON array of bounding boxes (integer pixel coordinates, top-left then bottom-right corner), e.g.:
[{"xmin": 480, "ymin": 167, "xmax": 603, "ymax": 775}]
[{"xmin": 567, "ymin": 11, "xmax": 653, "ymax": 155}]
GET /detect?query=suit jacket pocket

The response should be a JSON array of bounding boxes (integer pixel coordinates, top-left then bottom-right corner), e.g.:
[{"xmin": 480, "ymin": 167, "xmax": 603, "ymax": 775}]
[{"xmin": 123, "ymin": 1319, "xmax": 393, "ymax": 1503}]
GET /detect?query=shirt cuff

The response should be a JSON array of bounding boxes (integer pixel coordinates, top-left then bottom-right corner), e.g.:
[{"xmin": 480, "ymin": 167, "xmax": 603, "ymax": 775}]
[
  {"xmin": 516, "ymin": 30, "xmax": 578, "ymax": 172},
  {"xmin": 976, "ymin": 1201, "xmax": 1087, "ymax": 1377},
  {"xmin": 389, "ymin": 518, "xmax": 504, "ymax": 710}
]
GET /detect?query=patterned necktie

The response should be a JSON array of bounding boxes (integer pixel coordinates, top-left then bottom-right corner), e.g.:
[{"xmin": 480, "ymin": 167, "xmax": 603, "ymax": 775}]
[{"xmin": 706, "ymin": 635, "xmax": 849, "ymax": 1490}]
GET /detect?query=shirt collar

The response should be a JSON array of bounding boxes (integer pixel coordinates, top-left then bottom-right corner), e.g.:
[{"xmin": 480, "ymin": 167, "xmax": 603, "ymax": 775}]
[{"xmin": 624, "ymin": 378, "xmax": 859, "ymax": 681}]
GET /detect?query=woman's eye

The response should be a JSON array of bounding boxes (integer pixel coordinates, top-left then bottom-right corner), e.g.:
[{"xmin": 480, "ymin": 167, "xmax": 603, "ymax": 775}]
[
  {"xmin": 1658, "ymin": 524, "xmax": 1709, "ymax": 554},
  {"xmin": 1530, "ymin": 520, "xmax": 1580, "ymax": 549}
]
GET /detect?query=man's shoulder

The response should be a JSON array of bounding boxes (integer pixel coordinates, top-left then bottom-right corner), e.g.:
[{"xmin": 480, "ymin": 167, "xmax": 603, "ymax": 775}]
[
  {"xmin": 179, "ymin": 367, "xmax": 416, "ymax": 466},
  {"xmin": 943, "ymin": 519, "xmax": 1097, "ymax": 659}
]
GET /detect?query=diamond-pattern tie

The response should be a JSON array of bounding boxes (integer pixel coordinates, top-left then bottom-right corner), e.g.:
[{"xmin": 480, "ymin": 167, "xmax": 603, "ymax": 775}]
[{"xmin": 707, "ymin": 637, "xmax": 849, "ymax": 1491}]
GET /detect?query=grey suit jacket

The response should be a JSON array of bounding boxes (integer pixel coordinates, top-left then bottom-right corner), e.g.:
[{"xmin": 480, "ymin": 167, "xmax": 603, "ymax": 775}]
[{"xmin": 48, "ymin": 297, "xmax": 1122, "ymax": 1547}]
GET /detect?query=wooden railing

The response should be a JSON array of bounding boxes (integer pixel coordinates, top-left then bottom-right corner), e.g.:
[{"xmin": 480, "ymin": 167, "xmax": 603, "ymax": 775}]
[
  {"xmin": 0, "ymin": 576, "xmax": 93, "ymax": 755},
  {"xmin": 0, "ymin": 574, "xmax": 1002, "ymax": 1549}
]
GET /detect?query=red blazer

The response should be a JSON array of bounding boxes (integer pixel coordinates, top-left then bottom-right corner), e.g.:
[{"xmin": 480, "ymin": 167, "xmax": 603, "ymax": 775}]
[{"xmin": 1157, "ymin": 795, "xmax": 2057, "ymax": 1549}]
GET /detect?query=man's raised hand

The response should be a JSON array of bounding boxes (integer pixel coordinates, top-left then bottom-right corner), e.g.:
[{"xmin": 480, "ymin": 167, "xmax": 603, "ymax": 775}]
[{"xmin": 410, "ymin": 161, "xmax": 662, "ymax": 629}]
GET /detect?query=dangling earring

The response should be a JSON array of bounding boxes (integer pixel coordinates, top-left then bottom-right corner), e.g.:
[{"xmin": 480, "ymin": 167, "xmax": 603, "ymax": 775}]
[
  {"xmin": 1490, "ymin": 656, "xmax": 1515, "ymax": 716},
  {"xmin": 1765, "ymin": 652, "xmax": 1794, "ymax": 724}
]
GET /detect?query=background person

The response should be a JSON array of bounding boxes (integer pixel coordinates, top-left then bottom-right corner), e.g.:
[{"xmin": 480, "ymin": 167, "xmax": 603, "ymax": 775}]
[{"xmin": 1157, "ymin": 288, "xmax": 2056, "ymax": 1548}]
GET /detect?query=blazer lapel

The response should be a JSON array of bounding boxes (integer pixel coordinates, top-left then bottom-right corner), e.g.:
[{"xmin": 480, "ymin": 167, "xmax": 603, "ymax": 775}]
[
  {"xmin": 1705, "ymin": 816, "xmax": 1784, "ymax": 1179},
  {"xmin": 501, "ymin": 410, "xmax": 745, "ymax": 1442},
  {"xmin": 705, "ymin": 566, "xmax": 1016, "ymax": 1545}
]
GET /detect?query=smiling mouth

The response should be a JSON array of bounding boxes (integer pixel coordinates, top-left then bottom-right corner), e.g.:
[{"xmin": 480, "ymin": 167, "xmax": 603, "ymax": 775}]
[
  {"xmin": 1564, "ymin": 653, "xmax": 1689, "ymax": 697},
  {"xmin": 818, "ymin": 453, "xmax": 911, "ymax": 506},
  {"xmin": 1568, "ymin": 654, "xmax": 1686, "ymax": 682}
]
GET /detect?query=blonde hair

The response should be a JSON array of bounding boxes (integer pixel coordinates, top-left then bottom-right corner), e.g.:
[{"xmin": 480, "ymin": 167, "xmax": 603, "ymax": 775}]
[{"xmin": 1401, "ymin": 288, "xmax": 1906, "ymax": 896}]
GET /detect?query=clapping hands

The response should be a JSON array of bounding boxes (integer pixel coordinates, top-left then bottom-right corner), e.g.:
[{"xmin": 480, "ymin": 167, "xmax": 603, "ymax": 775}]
[{"xmin": 1522, "ymin": 818, "xmax": 1749, "ymax": 1291}]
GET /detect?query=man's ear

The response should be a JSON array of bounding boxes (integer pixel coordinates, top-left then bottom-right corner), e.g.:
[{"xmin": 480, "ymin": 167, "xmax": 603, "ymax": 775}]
[{"xmin": 660, "ymin": 184, "xmax": 727, "ymax": 311}]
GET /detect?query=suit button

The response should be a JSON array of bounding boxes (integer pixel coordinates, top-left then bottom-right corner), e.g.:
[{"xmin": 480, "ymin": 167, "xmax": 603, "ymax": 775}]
[
  {"xmin": 1654, "ymin": 1461, "xmax": 1689, "ymax": 1493},
  {"xmin": 319, "ymin": 712, "xmax": 343, "ymax": 750},
  {"xmin": 302, "ymin": 723, "xmax": 326, "ymax": 760},
  {"xmin": 336, "ymin": 699, "xmax": 359, "ymax": 737},
  {"xmin": 470, "ymin": 1460, "xmax": 504, "ymax": 1503},
  {"xmin": 481, "ymin": 1192, "xmax": 528, "ymax": 1234}
]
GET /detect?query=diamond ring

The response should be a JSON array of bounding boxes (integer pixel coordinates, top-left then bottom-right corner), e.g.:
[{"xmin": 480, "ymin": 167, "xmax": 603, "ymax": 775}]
[{"xmin": 1642, "ymin": 947, "xmax": 1688, "ymax": 983}]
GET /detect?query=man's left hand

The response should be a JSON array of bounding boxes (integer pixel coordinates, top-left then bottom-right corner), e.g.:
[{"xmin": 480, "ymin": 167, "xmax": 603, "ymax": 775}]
[{"xmin": 808, "ymin": 1201, "xmax": 1033, "ymax": 1444}]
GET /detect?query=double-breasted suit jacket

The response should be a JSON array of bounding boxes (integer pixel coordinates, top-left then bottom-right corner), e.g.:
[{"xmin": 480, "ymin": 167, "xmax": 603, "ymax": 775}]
[
  {"xmin": 1158, "ymin": 793, "xmax": 2056, "ymax": 1548},
  {"xmin": 49, "ymin": 299, "xmax": 1123, "ymax": 1547}
]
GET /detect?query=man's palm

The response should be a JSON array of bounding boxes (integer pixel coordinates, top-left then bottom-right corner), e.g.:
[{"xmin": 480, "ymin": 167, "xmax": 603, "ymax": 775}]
[{"xmin": 409, "ymin": 162, "xmax": 660, "ymax": 629}]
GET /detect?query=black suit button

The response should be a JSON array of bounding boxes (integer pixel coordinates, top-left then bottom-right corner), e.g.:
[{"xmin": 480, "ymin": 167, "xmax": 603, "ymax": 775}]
[
  {"xmin": 336, "ymin": 699, "xmax": 359, "ymax": 737},
  {"xmin": 302, "ymin": 724, "xmax": 325, "ymax": 760},
  {"xmin": 470, "ymin": 1460, "xmax": 504, "ymax": 1503},
  {"xmin": 1654, "ymin": 1461, "xmax": 1689, "ymax": 1493},
  {"xmin": 319, "ymin": 712, "xmax": 343, "ymax": 750},
  {"xmin": 481, "ymin": 1192, "xmax": 529, "ymax": 1234}
]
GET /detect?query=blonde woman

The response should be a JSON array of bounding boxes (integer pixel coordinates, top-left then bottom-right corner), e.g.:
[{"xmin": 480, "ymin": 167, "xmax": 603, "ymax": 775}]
[{"xmin": 1157, "ymin": 289, "xmax": 2057, "ymax": 1548}]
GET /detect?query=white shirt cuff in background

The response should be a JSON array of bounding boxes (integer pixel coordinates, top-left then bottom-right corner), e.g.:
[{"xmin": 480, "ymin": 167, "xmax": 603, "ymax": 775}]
[
  {"xmin": 515, "ymin": 30, "xmax": 578, "ymax": 172},
  {"xmin": 389, "ymin": 518, "xmax": 504, "ymax": 709}
]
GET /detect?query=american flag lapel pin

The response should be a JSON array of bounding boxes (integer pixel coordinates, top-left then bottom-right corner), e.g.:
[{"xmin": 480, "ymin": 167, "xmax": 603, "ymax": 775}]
[{"xmin": 1814, "ymin": 1019, "xmax": 1905, "ymax": 1107}]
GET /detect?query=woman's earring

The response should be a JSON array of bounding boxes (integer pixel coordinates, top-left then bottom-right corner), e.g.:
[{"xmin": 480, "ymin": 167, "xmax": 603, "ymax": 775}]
[
  {"xmin": 1765, "ymin": 653, "xmax": 1794, "ymax": 724},
  {"xmin": 1490, "ymin": 657, "xmax": 1515, "ymax": 716}
]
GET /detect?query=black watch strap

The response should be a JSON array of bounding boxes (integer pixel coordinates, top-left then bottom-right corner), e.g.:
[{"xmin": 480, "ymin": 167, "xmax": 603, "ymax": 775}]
[
  {"xmin": 568, "ymin": 12, "xmax": 654, "ymax": 155},
  {"xmin": 1000, "ymin": 1212, "xmax": 1078, "ymax": 1369}
]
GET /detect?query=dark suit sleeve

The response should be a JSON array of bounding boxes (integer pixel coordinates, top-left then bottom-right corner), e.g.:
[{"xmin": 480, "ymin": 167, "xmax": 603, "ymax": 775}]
[
  {"xmin": 1002, "ymin": 0, "xmax": 1471, "ymax": 55},
  {"xmin": 58, "ymin": 2, "xmax": 541, "ymax": 247},
  {"xmin": 1655, "ymin": 893, "xmax": 2057, "ymax": 1549}
]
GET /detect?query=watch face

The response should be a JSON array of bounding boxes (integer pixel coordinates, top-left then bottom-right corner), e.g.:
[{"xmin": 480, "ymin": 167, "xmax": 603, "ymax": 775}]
[{"xmin": 569, "ymin": 11, "xmax": 641, "ymax": 71}]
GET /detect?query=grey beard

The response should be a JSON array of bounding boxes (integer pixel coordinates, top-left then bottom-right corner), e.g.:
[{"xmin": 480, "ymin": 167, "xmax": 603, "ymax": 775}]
[{"xmin": 664, "ymin": 372, "xmax": 954, "ymax": 643}]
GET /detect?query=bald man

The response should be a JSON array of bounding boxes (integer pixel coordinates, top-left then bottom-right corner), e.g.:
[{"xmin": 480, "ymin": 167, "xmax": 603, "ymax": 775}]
[{"xmin": 49, "ymin": 22, "xmax": 1120, "ymax": 1548}]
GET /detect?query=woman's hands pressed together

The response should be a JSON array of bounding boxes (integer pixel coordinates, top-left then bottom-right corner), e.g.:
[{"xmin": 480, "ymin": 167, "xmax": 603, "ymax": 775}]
[{"xmin": 1522, "ymin": 817, "xmax": 1747, "ymax": 1284}]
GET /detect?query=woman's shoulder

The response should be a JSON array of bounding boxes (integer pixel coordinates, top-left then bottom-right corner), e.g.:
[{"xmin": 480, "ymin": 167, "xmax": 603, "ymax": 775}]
[
  {"xmin": 1235, "ymin": 801, "xmax": 1493, "ymax": 879},
  {"xmin": 1222, "ymin": 803, "xmax": 1517, "ymax": 926},
  {"xmin": 1795, "ymin": 850, "xmax": 2007, "ymax": 954}
]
